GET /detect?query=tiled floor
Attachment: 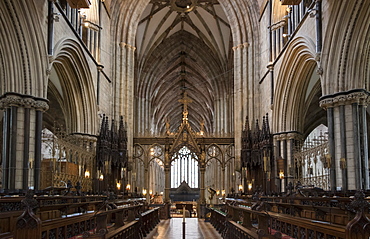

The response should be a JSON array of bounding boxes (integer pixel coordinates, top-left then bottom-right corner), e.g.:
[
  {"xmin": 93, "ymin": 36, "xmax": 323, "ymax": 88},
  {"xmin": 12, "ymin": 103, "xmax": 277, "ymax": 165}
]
[{"xmin": 144, "ymin": 218, "xmax": 222, "ymax": 239}]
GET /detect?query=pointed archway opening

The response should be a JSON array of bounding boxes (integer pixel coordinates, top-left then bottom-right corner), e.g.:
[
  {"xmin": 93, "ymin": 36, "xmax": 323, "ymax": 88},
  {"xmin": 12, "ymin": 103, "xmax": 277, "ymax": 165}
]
[{"xmin": 171, "ymin": 146, "xmax": 199, "ymax": 188}]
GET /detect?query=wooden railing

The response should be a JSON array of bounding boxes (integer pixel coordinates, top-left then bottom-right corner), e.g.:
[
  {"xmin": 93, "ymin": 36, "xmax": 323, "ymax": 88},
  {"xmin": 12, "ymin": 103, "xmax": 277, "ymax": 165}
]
[
  {"xmin": 227, "ymin": 204, "xmax": 346, "ymax": 239},
  {"xmin": 83, "ymin": 206, "xmax": 160, "ymax": 238},
  {"xmin": 139, "ymin": 207, "xmax": 161, "ymax": 237},
  {"xmin": 209, "ymin": 208, "xmax": 226, "ymax": 235},
  {"xmin": 220, "ymin": 190, "xmax": 370, "ymax": 239},
  {"xmin": 0, "ymin": 194, "xmax": 108, "ymax": 235},
  {"xmin": 229, "ymin": 195, "xmax": 356, "ymax": 225},
  {"xmin": 40, "ymin": 213, "xmax": 96, "ymax": 239},
  {"xmin": 208, "ymin": 207, "xmax": 262, "ymax": 239},
  {"xmin": 0, "ymin": 191, "xmax": 159, "ymax": 239},
  {"xmin": 224, "ymin": 220, "xmax": 258, "ymax": 239}
]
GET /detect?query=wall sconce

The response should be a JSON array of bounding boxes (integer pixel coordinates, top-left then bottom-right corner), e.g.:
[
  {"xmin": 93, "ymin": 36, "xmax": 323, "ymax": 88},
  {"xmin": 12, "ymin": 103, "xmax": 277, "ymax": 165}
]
[
  {"xmin": 126, "ymin": 183, "xmax": 131, "ymax": 191},
  {"xmin": 84, "ymin": 170, "xmax": 90, "ymax": 178},
  {"xmin": 142, "ymin": 189, "xmax": 147, "ymax": 196},
  {"xmin": 279, "ymin": 170, "xmax": 285, "ymax": 179},
  {"xmin": 116, "ymin": 182, "xmax": 121, "ymax": 190},
  {"xmin": 248, "ymin": 183, "xmax": 252, "ymax": 190},
  {"xmin": 238, "ymin": 184, "xmax": 243, "ymax": 192},
  {"xmin": 149, "ymin": 190, "xmax": 153, "ymax": 196},
  {"xmin": 221, "ymin": 190, "xmax": 226, "ymax": 197},
  {"xmin": 99, "ymin": 173, "xmax": 104, "ymax": 181},
  {"xmin": 216, "ymin": 190, "xmax": 220, "ymax": 196}
]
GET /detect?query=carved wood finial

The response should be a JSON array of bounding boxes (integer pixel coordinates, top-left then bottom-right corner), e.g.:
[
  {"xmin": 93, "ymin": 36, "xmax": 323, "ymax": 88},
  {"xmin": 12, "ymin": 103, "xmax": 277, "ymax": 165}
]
[{"xmin": 346, "ymin": 190, "xmax": 370, "ymax": 238}]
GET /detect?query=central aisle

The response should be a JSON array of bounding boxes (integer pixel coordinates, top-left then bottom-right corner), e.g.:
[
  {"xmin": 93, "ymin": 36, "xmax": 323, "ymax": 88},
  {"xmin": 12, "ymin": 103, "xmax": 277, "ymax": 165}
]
[{"xmin": 144, "ymin": 218, "xmax": 222, "ymax": 239}]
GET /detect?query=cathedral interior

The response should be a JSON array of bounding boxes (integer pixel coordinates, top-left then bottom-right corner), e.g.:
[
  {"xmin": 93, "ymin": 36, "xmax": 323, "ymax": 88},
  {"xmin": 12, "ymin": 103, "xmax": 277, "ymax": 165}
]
[{"xmin": 0, "ymin": 0, "xmax": 370, "ymax": 238}]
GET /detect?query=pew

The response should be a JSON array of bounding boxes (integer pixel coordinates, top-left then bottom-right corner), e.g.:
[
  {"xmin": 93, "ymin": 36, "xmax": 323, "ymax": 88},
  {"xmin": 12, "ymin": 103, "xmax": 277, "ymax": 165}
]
[
  {"xmin": 206, "ymin": 190, "xmax": 370, "ymax": 239},
  {"xmin": 0, "ymin": 191, "xmax": 156, "ymax": 239}
]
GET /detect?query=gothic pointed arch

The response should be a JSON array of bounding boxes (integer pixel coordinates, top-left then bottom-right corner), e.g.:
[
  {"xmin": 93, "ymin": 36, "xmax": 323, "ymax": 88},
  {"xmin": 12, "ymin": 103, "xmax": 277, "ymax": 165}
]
[
  {"xmin": 138, "ymin": 31, "xmax": 220, "ymax": 135},
  {"xmin": 273, "ymin": 36, "xmax": 324, "ymax": 135},
  {"xmin": 218, "ymin": 0, "xmax": 261, "ymax": 166},
  {"xmin": 170, "ymin": 118, "xmax": 201, "ymax": 158},
  {"xmin": 50, "ymin": 39, "xmax": 98, "ymax": 135},
  {"xmin": 0, "ymin": 0, "xmax": 47, "ymax": 97},
  {"xmin": 321, "ymin": 0, "xmax": 370, "ymax": 94}
]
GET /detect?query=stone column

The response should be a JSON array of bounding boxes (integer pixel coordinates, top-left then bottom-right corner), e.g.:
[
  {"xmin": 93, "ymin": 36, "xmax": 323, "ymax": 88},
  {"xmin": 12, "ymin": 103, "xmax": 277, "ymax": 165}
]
[
  {"xmin": 0, "ymin": 93, "xmax": 48, "ymax": 193},
  {"xmin": 287, "ymin": 132, "xmax": 302, "ymax": 178},
  {"xmin": 320, "ymin": 89, "xmax": 370, "ymax": 191},
  {"xmin": 339, "ymin": 104, "xmax": 348, "ymax": 192},
  {"xmin": 144, "ymin": 167, "xmax": 150, "ymax": 202},
  {"xmin": 221, "ymin": 167, "xmax": 225, "ymax": 196},
  {"xmin": 198, "ymin": 147, "xmax": 206, "ymax": 218},
  {"xmin": 233, "ymin": 43, "xmax": 249, "ymax": 173},
  {"xmin": 118, "ymin": 42, "xmax": 136, "ymax": 182},
  {"xmin": 274, "ymin": 132, "xmax": 302, "ymax": 193},
  {"xmin": 164, "ymin": 166, "xmax": 170, "ymax": 202},
  {"xmin": 199, "ymin": 166, "xmax": 206, "ymax": 204}
]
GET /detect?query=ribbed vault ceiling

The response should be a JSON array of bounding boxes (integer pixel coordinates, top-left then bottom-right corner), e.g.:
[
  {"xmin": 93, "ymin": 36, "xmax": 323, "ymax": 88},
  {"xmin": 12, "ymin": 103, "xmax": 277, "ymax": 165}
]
[{"xmin": 135, "ymin": 0, "xmax": 232, "ymax": 136}]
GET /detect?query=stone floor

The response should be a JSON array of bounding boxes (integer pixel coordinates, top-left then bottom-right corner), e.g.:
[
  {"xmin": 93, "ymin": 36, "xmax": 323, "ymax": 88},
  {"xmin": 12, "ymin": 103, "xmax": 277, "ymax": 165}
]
[{"xmin": 144, "ymin": 218, "xmax": 222, "ymax": 239}]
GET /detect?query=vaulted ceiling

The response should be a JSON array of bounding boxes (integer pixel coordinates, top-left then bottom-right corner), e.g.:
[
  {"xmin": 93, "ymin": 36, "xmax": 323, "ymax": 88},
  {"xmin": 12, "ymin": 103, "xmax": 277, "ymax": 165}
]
[{"xmin": 135, "ymin": 0, "xmax": 233, "ymax": 135}]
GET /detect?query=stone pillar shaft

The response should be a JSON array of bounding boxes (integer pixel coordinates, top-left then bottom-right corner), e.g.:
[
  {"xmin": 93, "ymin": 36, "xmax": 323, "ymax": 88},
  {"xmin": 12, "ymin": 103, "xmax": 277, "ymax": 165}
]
[
  {"xmin": 327, "ymin": 107, "xmax": 337, "ymax": 191},
  {"xmin": 200, "ymin": 167, "xmax": 205, "ymax": 203},
  {"xmin": 339, "ymin": 105, "xmax": 348, "ymax": 191},
  {"xmin": 0, "ymin": 93, "xmax": 48, "ymax": 192},
  {"xmin": 320, "ymin": 89, "xmax": 370, "ymax": 191},
  {"xmin": 22, "ymin": 108, "xmax": 30, "ymax": 189}
]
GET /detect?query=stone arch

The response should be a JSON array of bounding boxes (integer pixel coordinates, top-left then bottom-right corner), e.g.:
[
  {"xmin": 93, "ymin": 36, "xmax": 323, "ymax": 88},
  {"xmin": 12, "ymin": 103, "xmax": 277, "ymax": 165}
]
[
  {"xmin": 110, "ymin": 0, "xmax": 261, "ymax": 169},
  {"xmin": 217, "ymin": 1, "xmax": 261, "ymax": 164},
  {"xmin": 50, "ymin": 39, "xmax": 98, "ymax": 135},
  {"xmin": 321, "ymin": 0, "xmax": 370, "ymax": 94},
  {"xmin": 139, "ymin": 32, "xmax": 220, "ymax": 135},
  {"xmin": 273, "ymin": 36, "xmax": 320, "ymax": 134},
  {"xmin": 0, "ymin": 0, "xmax": 47, "ymax": 97}
]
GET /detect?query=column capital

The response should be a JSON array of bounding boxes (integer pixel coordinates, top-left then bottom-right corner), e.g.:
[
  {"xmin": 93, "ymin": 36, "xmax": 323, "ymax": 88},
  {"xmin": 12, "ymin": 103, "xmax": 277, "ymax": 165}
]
[
  {"xmin": 287, "ymin": 132, "xmax": 303, "ymax": 141},
  {"xmin": 0, "ymin": 93, "xmax": 49, "ymax": 111},
  {"xmin": 0, "ymin": 93, "xmax": 23, "ymax": 108},
  {"xmin": 34, "ymin": 99, "xmax": 49, "ymax": 111},
  {"xmin": 320, "ymin": 89, "xmax": 370, "ymax": 109},
  {"xmin": 273, "ymin": 131, "xmax": 302, "ymax": 141}
]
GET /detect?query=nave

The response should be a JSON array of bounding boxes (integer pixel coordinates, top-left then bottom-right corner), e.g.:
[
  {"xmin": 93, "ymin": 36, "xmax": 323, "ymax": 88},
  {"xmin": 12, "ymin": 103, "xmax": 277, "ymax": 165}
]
[{"xmin": 144, "ymin": 218, "xmax": 222, "ymax": 239}]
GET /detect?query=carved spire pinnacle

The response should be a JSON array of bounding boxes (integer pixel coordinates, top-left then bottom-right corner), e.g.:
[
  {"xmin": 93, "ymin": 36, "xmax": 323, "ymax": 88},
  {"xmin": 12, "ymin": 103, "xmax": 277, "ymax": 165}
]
[{"xmin": 244, "ymin": 116, "xmax": 250, "ymax": 131}]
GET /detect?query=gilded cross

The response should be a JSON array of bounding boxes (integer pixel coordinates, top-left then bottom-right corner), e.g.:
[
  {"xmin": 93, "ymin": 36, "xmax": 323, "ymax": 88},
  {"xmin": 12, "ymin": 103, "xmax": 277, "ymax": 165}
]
[{"xmin": 178, "ymin": 91, "xmax": 192, "ymax": 119}]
